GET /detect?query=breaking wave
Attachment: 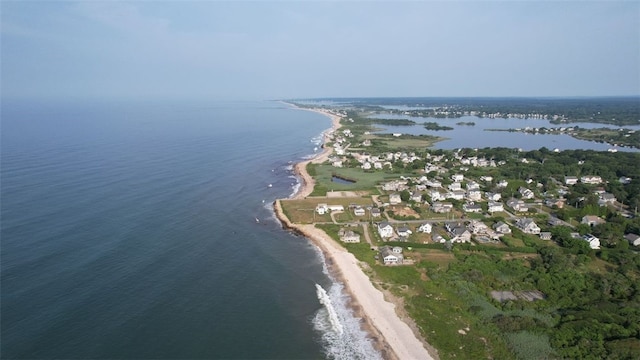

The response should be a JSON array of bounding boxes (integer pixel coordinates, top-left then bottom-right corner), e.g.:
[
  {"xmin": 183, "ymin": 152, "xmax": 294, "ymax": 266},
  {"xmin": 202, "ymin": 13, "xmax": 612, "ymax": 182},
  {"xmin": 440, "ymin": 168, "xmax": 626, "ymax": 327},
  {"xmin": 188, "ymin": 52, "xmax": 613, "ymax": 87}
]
[{"xmin": 312, "ymin": 281, "xmax": 383, "ymax": 360}]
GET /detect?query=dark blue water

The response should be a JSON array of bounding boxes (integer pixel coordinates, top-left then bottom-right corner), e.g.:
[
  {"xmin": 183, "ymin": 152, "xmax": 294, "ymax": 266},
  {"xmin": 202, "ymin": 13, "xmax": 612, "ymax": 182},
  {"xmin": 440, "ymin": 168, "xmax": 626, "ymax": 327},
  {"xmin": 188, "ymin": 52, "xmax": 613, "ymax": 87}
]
[{"xmin": 1, "ymin": 100, "xmax": 379, "ymax": 359}]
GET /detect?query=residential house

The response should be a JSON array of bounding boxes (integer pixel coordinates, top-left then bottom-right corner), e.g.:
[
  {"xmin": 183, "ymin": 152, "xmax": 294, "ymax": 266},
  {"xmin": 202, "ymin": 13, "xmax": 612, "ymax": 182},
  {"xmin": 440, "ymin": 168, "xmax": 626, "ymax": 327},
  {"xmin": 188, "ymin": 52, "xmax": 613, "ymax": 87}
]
[
  {"xmin": 425, "ymin": 178, "xmax": 442, "ymax": 188},
  {"xmin": 486, "ymin": 192, "xmax": 501, "ymax": 201},
  {"xmin": 467, "ymin": 189, "xmax": 483, "ymax": 201},
  {"xmin": 469, "ymin": 220, "xmax": 489, "ymax": 234},
  {"xmin": 488, "ymin": 201, "xmax": 504, "ymax": 213},
  {"xmin": 339, "ymin": 229, "xmax": 361, "ymax": 243},
  {"xmin": 448, "ymin": 182, "xmax": 462, "ymax": 191},
  {"xmin": 418, "ymin": 223, "xmax": 432, "ymax": 234},
  {"xmin": 410, "ymin": 191, "xmax": 423, "ymax": 203},
  {"xmin": 433, "ymin": 234, "xmax": 446, "ymax": 243},
  {"xmin": 447, "ymin": 190, "xmax": 466, "ymax": 200},
  {"xmin": 625, "ymin": 233, "xmax": 640, "ymax": 246},
  {"xmin": 447, "ymin": 224, "xmax": 472, "ymax": 243},
  {"xmin": 545, "ymin": 198, "xmax": 565, "ymax": 209},
  {"xmin": 581, "ymin": 175, "xmax": 603, "ymax": 185},
  {"xmin": 466, "ymin": 181, "xmax": 481, "ymax": 190},
  {"xmin": 619, "ymin": 176, "xmax": 632, "ymax": 185},
  {"xmin": 548, "ymin": 217, "xmax": 564, "ymax": 227},
  {"xmin": 480, "ymin": 175, "xmax": 493, "ymax": 182},
  {"xmin": 463, "ymin": 202, "xmax": 483, "ymax": 213},
  {"xmin": 451, "ymin": 174, "xmax": 464, "ymax": 182},
  {"xmin": 429, "ymin": 189, "xmax": 445, "ymax": 201},
  {"xmin": 516, "ymin": 218, "xmax": 541, "ymax": 234},
  {"xmin": 598, "ymin": 193, "xmax": 616, "ymax": 206},
  {"xmin": 316, "ymin": 203, "xmax": 328, "ymax": 215},
  {"xmin": 493, "ymin": 221, "xmax": 511, "ymax": 234},
  {"xmin": 507, "ymin": 198, "xmax": 529, "ymax": 212},
  {"xmin": 389, "ymin": 193, "xmax": 402, "ymax": 205},
  {"xmin": 539, "ymin": 232, "xmax": 552, "ymax": 240},
  {"xmin": 497, "ymin": 180, "xmax": 509, "ymax": 188},
  {"xmin": 519, "ymin": 187, "xmax": 535, "ymax": 199},
  {"xmin": 380, "ymin": 246, "xmax": 403, "ymax": 265},
  {"xmin": 377, "ymin": 222, "xmax": 394, "ymax": 238},
  {"xmin": 370, "ymin": 208, "xmax": 381, "ymax": 218},
  {"xmin": 353, "ymin": 207, "xmax": 365, "ymax": 216},
  {"xmin": 432, "ymin": 202, "xmax": 454, "ymax": 213},
  {"xmin": 581, "ymin": 215, "xmax": 606, "ymax": 227},
  {"xmin": 582, "ymin": 234, "xmax": 601, "ymax": 249},
  {"xmin": 396, "ymin": 226, "xmax": 412, "ymax": 238},
  {"xmin": 564, "ymin": 176, "xmax": 579, "ymax": 185},
  {"xmin": 328, "ymin": 205, "xmax": 344, "ymax": 212},
  {"xmin": 392, "ymin": 246, "xmax": 403, "ymax": 254}
]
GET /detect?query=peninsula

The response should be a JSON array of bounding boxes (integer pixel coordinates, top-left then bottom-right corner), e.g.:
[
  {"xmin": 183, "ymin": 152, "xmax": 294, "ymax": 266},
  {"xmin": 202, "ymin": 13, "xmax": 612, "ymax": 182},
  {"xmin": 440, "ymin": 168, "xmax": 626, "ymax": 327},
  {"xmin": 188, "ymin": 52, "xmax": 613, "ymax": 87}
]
[{"xmin": 276, "ymin": 99, "xmax": 640, "ymax": 360}]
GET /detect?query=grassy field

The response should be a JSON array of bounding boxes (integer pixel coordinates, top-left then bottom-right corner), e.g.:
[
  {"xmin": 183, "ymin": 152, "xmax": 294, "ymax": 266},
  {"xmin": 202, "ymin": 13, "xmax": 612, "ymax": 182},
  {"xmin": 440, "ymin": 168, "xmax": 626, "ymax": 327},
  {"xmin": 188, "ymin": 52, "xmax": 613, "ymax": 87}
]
[
  {"xmin": 363, "ymin": 133, "xmax": 446, "ymax": 151},
  {"xmin": 280, "ymin": 197, "xmax": 375, "ymax": 223},
  {"xmin": 308, "ymin": 163, "xmax": 404, "ymax": 196}
]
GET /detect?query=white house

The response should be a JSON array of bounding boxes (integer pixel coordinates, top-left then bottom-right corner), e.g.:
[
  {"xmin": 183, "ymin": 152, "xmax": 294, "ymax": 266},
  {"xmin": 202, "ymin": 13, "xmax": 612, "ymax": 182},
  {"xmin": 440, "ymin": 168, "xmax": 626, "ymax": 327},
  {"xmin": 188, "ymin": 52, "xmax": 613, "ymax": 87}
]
[
  {"xmin": 380, "ymin": 246, "xmax": 403, "ymax": 265},
  {"xmin": 447, "ymin": 225, "xmax": 472, "ymax": 243},
  {"xmin": 480, "ymin": 176, "xmax": 493, "ymax": 182},
  {"xmin": 429, "ymin": 189, "xmax": 445, "ymax": 201},
  {"xmin": 448, "ymin": 182, "xmax": 462, "ymax": 191},
  {"xmin": 581, "ymin": 175, "xmax": 603, "ymax": 185},
  {"xmin": 515, "ymin": 218, "xmax": 541, "ymax": 234},
  {"xmin": 582, "ymin": 234, "xmax": 601, "ymax": 249},
  {"xmin": 463, "ymin": 203, "xmax": 483, "ymax": 213},
  {"xmin": 598, "ymin": 193, "xmax": 616, "ymax": 206},
  {"xmin": 396, "ymin": 226, "xmax": 412, "ymax": 238},
  {"xmin": 507, "ymin": 198, "xmax": 529, "ymax": 212},
  {"xmin": 316, "ymin": 203, "xmax": 328, "ymax": 215},
  {"xmin": 433, "ymin": 234, "xmax": 446, "ymax": 243},
  {"xmin": 493, "ymin": 221, "xmax": 511, "ymax": 234},
  {"xmin": 328, "ymin": 205, "xmax": 345, "ymax": 212},
  {"xmin": 370, "ymin": 208, "xmax": 381, "ymax": 218},
  {"xmin": 497, "ymin": 180, "xmax": 509, "ymax": 188},
  {"xmin": 581, "ymin": 215, "xmax": 606, "ymax": 227},
  {"xmin": 467, "ymin": 189, "xmax": 483, "ymax": 201},
  {"xmin": 418, "ymin": 223, "xmax": 432, "ymax": 234},
  {"xmin": 447, "ymin": 190, "xmax": 466, "ymax": 200},
  {"xmin": 451, "ymin": 174, "xmax": 464, "ymax": 182},
  {"xmin": 389, "ymin": 193, "xmax": 402, "ymax": 205},
  {"xmin": 410, "ymin": 191, "xmax": 423, "ymax": 203},
  {"xmin": 486, "ymin": 192, "xmax": 501, "ymax": 201},
  {"xmin": 466, "ymin": 181, "xmax": 481, "ymax": 190},
  {"xmin": 339, "ymin": 230, "xmax": 361, "ymax": 243},
  {"xmin": 518, "ymin": 187, "xmax": 535, "ymax": 199},
  {"xmin": 565, "ymin": 176, "xmax": 578, "ymax": 185},
  {"xmin": 488, "ymin": 201, "xmax": 504, "ymax": 213},
  {"xmin": 468, "ymin": 220, "xmax": 489, "ymax": 234},
  {"xmin": 432, "ymin": 202, "xmax": 454, "ymax": 213},
  {"xmin": 353, "ymin": 207, "xmax": 366, "ymax": 216},
  {"xmin": 361, "ymin": 162, "xmax": 372, "ymax": 170},
  {"xmin": 377, "ymin": 222, "xmax": 394, "ymax": 238}
]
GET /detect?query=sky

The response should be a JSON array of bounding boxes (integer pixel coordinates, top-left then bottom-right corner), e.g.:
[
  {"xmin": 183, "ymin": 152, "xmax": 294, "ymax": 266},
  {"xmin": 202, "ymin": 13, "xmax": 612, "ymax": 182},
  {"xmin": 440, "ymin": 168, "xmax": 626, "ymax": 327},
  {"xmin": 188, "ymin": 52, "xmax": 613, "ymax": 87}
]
[{"xmin": 1, "ymin": 1, "xmax": 639, "ymax": 101}]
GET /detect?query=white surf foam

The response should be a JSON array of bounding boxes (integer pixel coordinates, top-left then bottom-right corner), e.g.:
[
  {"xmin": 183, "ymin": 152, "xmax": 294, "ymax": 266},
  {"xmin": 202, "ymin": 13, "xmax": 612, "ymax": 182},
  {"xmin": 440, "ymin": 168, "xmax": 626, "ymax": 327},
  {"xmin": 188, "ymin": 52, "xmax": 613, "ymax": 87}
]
[{"xmin": 312, "ymin": 281, "xmax": 383, "ymax": 360}]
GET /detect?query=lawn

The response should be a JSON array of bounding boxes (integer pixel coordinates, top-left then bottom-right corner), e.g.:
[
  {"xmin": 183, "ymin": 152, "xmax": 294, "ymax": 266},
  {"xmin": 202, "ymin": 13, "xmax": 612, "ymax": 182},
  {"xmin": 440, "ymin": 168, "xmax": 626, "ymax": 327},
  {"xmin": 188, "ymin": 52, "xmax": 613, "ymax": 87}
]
[
  {"xmin": 308, "ymin": 163, "xmax": 406, "ymax": 196},
  {"xmin": 280, "ymin": 197, "xmax": 375, "ymax": 224}
]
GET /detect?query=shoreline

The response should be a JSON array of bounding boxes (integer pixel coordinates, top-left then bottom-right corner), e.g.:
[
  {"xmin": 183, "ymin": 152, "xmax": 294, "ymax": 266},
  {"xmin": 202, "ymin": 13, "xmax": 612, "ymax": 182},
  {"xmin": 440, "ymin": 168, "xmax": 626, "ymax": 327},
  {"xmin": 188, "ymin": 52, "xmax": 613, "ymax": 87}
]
[{"xmin": 276, "ymin": 103, "xmax": 437, "ymax": 360}]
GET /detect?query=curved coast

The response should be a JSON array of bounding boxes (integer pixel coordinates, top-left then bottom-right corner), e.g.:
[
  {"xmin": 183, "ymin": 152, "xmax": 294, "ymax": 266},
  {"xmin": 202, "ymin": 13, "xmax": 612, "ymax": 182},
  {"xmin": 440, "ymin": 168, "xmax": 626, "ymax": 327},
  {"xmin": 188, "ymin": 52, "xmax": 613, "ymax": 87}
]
[{"xmin": 275, "ymin": 106, "xmax": 437, "ymax": 360}]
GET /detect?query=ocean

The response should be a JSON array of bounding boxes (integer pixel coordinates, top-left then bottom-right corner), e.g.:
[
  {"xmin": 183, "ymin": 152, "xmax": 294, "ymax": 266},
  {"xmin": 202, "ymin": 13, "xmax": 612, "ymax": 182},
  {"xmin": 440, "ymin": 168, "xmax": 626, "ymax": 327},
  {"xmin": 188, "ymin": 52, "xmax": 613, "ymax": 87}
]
[{"xmin": 1, "ymin": 100, "xmax": 380, "ymax": 359}]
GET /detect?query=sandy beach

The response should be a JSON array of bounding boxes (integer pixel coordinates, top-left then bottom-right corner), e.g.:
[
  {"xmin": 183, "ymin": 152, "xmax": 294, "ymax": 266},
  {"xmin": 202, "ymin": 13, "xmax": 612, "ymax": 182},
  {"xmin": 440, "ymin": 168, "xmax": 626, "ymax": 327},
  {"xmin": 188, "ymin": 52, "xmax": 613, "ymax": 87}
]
[{"xmin": 276, "ymin": 105, "xmax": 437, "ymax": 360}]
